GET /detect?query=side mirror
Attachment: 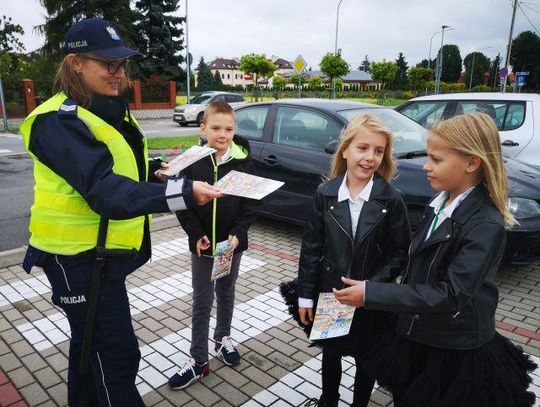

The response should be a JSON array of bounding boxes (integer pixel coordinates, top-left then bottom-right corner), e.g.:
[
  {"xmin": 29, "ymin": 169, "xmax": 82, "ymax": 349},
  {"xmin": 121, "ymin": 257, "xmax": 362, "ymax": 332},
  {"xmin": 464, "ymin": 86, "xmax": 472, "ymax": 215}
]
[{"xmin": 325, "ymin": 140, "xmax": 339, "ymax": 154}]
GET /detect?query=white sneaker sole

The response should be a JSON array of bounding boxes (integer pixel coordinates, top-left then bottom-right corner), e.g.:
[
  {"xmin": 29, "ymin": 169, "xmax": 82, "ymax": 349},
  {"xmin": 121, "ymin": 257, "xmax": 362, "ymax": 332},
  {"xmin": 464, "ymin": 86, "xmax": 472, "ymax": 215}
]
[
  {"xmin": 169, "ymin": 373, "xmax": 207, "ymax": 390},
  {"xmin": 216, "ymin": 352, "xmax": 241, "ymax": 366}
]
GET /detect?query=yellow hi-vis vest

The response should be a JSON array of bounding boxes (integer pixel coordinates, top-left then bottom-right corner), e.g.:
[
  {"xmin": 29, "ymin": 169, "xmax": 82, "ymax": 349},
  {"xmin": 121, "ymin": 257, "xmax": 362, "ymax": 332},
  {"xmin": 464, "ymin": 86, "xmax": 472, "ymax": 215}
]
[{"xmin": 20, "ymin": 92, "xmax": 149, "ymax": 255}]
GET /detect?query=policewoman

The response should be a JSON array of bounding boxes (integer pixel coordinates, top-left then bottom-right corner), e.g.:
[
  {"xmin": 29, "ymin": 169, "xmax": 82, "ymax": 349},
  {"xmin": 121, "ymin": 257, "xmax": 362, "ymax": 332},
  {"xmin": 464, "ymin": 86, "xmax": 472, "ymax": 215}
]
[{"xmin": 20, "ymin": 18, "xmax": 220, "ymax": 406}]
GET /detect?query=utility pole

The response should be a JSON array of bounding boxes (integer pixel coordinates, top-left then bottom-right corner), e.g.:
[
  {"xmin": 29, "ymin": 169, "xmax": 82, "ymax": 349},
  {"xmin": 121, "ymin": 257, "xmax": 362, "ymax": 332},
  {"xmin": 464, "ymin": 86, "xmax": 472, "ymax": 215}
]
[
  {"xmin": 502, "ymin": 0, "xmax": 518, "ymax": 93},
  {"xmin": 0, "ymin": 75, "xmax": 8, "ymax": 131},
  {"xmin": 185, "ymin": 0, "xmax": 191, "ymax": 104},
  {"xmin": 333, "ymin": 0, "xmax": 344, "ymax": 99}
]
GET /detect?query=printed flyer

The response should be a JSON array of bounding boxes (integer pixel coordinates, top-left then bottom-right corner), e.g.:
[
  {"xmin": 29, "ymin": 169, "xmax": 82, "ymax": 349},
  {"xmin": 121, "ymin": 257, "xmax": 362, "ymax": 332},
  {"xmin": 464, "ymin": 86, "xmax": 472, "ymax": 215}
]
[{"xmin": 309, "ymin": 292, "xmax": 355, "ymax": 340}]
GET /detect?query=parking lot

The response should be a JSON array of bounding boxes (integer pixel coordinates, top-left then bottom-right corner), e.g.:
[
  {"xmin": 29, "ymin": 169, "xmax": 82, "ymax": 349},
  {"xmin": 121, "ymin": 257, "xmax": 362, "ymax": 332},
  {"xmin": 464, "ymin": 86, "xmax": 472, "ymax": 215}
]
[{"xmin": 0, "ymin": 217, "xmax": 539, "ymax": 406}]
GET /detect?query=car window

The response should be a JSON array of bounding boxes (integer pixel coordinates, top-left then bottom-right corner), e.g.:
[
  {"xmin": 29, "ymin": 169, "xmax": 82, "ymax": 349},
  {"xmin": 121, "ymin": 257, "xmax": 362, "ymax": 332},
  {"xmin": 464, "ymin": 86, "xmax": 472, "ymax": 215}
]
[
  {"xmin": 338, "ymin": 108, "xmax": 427, "ymax": 155},
  {"xmin": 235, "ymin": 95, "xmax": 245, "ymax": 102},
  {"xmin": 224, "ymin": 95, "xmax": 237, "ymax": 103},
  {"xmin": 399, "ymin": 101, "xmax": 448, "ymax": 128},
  {"xmin": 503, "ymin": 103, "xmax": 526, "ymax": 130},
  {"xmin": 190, "ymin": 94, "xmax": 212, "ymax": 104},
  {"xmin": 236, "ymin": 106, "xmax": 269, "ymax": 139},
  {"xmin": 211, "ymin": 94, "xmax": 226, "ymax": 102},
  {"xmin": 273, "ymin": 106, "xmax": 341, "ymax": 150}
]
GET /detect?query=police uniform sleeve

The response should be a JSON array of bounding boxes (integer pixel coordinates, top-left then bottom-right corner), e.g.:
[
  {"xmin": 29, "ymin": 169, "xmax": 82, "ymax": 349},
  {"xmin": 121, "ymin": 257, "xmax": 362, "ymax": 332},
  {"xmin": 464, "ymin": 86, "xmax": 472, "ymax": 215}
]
[{"xmin": 28, "ymin": 114, "xmax": 193, "ymax": 219}]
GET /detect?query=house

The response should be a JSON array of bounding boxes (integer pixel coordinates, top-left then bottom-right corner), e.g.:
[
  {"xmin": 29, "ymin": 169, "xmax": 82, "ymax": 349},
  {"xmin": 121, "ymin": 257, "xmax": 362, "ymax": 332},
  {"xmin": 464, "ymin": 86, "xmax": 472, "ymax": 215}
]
[{"xmin": 277, "ymin": 69, "xmax": 381, "ymax": 90}]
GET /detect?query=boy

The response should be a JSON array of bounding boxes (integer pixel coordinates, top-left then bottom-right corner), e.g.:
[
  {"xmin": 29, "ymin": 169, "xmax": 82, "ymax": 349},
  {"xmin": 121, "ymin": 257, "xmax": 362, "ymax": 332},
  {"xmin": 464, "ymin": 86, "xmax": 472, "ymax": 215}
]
[{"xmin": 169, "ymin": 101, "xmax": 261, "ymax": 389}]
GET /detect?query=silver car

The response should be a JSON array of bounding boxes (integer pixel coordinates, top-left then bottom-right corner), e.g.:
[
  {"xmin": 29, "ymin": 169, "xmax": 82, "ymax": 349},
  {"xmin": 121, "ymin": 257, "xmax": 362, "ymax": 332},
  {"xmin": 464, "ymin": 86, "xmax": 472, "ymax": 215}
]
[
  {"xmin": 396, "ymin": 93, "xmax": 540, "ymax": 166},
  {"xmin": 173, "ymin": 91, "xmax": 246, "ymax": 126}
]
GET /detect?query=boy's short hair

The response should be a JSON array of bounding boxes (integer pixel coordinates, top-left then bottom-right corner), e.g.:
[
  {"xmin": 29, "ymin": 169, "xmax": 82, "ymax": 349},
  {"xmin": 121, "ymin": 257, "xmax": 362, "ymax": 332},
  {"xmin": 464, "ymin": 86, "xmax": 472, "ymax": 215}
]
[{"xmin": 202, "ymin": 101, "xmax": 235, "ymax": 124}]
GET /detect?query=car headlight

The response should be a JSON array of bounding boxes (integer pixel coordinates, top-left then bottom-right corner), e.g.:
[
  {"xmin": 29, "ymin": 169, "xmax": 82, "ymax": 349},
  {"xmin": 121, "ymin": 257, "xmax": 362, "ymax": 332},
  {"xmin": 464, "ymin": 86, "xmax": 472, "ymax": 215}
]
[{"xmin": 507, "ymin": 197, "xmax": 540, "ymax": 219}]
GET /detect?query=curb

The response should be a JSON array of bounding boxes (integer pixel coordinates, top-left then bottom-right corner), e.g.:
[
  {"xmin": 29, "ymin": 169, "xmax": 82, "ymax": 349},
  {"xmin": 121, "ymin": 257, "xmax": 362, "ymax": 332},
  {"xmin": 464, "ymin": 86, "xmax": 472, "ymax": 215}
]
[{"xmin": 0, "ymin": 214, "xmax": 179, "ymax": 268}]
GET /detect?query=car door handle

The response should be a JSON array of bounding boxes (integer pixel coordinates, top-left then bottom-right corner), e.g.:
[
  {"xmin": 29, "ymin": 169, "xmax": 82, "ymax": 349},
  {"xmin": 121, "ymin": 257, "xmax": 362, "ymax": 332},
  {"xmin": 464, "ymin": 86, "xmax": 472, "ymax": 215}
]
[
  {"xmin": 263, "ymin": 155, "xmax": 279, "ymax": 165},
  {"xmin": 502, "ymin": 140, "xmax": 519, "ymax": 147}
]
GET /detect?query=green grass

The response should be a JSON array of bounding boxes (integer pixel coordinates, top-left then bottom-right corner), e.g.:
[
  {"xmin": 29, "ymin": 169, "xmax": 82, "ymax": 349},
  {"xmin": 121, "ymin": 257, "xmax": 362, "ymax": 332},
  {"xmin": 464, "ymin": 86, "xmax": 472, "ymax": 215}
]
[
  {"xmin": 146, "ymin": 135, "xmax": 200, "ymax": 150},
  {"xmin": 342, "ymin": 97, "xmax": 408, "ymax": 106}
]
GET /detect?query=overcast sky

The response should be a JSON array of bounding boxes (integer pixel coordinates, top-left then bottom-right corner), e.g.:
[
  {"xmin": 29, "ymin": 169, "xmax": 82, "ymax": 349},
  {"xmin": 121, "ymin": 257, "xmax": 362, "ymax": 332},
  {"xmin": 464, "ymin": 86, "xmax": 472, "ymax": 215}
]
[{"xmin": 6, "ymin": 0, "xmax": 540, "ymax": 70}]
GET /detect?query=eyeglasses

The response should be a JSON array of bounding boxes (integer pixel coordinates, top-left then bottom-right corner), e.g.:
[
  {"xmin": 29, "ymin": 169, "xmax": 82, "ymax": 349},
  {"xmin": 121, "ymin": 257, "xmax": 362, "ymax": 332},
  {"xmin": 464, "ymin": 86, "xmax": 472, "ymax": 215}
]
[{"xmin": 80, "ymin": 55, "xmax": 129, "ymax": 75}]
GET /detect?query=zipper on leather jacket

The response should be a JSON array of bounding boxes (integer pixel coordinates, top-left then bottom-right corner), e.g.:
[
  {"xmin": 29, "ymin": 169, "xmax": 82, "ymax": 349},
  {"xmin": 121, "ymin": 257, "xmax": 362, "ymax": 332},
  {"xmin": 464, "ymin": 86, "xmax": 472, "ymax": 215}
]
[
  {"xmin": 361, "ymin": 235, "xmax": 371, "ymax": 280},
  {"xmin": 425, "ymin": 245, "xmax": 442, "ymax": 283},
  {"xmin": 328, "ymin": 210, "xmax": 354, "ymax": 280},
  {"xmin": 400, "ymin": 243, "xmax": 413, "ymax": 284},
  {"xmin": 406, "ymin": 314, "xmax": 419, "ymax": 335}
]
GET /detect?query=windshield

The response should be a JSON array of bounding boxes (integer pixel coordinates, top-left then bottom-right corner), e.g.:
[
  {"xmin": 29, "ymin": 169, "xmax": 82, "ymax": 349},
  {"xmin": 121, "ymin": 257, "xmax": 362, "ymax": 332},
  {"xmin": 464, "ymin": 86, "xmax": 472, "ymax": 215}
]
[
  {"xmin": 190, "ymin": 94, "xmax": 213, "ymax": 104},
  {"xmin": 337, "ymin": 108, "xmax": 428, "ymax": 155}
]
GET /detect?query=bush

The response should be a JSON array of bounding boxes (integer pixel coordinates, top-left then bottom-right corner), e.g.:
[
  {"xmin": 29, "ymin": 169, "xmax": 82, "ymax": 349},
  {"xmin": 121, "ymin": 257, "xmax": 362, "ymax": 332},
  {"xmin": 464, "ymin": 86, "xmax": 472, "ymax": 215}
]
[
  {"xmin": 449, "ymin": 83, "xmax": 467, "ymax": 93},
  {"xmin": 471, "ymin": 84, "xmax": 494, "ymax": 93},
  {"xmin": 403, "ymin": 91, "xmax": 416, "ymax": 99},
  {"xmin": 141, "ymin": 75, "xmax": 168, "ymax": 102}
]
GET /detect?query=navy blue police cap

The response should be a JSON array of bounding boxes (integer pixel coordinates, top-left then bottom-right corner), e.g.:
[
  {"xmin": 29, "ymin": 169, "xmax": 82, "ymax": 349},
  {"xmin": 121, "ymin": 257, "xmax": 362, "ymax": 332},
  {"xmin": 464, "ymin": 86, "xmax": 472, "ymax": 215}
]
[{"xmin": 63, "ymin": 17, "xmax": 142, "ymax": 59}]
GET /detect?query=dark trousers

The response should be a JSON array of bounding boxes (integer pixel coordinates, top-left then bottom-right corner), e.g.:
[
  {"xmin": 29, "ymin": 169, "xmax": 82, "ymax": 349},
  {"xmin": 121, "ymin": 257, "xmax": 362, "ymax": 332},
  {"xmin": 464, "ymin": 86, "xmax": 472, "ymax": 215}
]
[
  {"xmin": 43, "ymin": 254, "xmax": 144, "ymax": 407},
  {"xmin": 321, "ymin": 349, "xmax": 375, "ymax": 407}
]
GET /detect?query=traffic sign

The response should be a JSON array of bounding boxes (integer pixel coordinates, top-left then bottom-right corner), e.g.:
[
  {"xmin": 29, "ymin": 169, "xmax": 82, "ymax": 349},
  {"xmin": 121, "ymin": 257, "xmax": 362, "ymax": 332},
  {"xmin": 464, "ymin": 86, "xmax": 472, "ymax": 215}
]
[
  {"xmin": 498, "ymin": 67, "xmax": 509, "ymax": 77},
  {"xmin": 517, "ymin": 74, "xmax": 526, "ymax": 87},
  {"xmin": 293, "ymin": 55, "xmax": 307, "ymax": 73},
  {"xmin": 516, "ymin": 71, "xmax": 529, "ymax": 76}
]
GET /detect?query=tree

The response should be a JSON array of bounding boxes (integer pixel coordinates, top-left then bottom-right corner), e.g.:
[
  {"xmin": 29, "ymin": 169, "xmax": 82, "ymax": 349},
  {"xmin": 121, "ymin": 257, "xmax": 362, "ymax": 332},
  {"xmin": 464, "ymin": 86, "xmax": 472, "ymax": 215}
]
[
  {"xmin": 239, "ymin": 53, "xmax": 278, "ymax": 86},
  {"xmin": 319, "ymin": 50, "xmax": 350, "ymax": 86},
  {"xmin": 464, "ymin": 52, "xmax": 490, "ymax": 89},
  {"xmin": 196, "ymin": 57, "xmax": 214, "ymax": 90},
  {"xmin": 0, "ymin": 15, "xmax": 25, "ymax": 53},
  {"xmin": 135, "ymin": 0, "xmax": 185, "ymax": 80},
  {"xmin": 510, "ymin": 31, "xmax": 540, "ymax": 91},
  {"xmin": 37, "ymin": 0, "xmax": 142, "ymax": 54},
  {"xmin": 489, "ymin": 53, "xmax": 501, "ymax": 88},
  {"xmin": 290, "ymin": 73, "xmax": 306, "ymax": 88},
  {"xmin": 272, "ymin": 76, "xmax": 287, "ymax": 90},
  {"xmin": 212, "ymin": 70, "xmax": 223, "ymax": 90},
  {"xmin": 308, "ymin": 75, "xmax": 323, "ymax": 90},
  {"xmin": 358, "ymin": 55, "xmax": 371, "ymax": 73},
  {"xmin": 408, "ymin": 67, "xmax": 433, "ymax": 91},
  {"xmin": 437, "ymin": 44, "xmax": 462, "ymax": 83},
  {"xmin": 371, "ymin": 60, "xmax": 398, "ymax": 89},
  {"xmin": 390, "ymin": 52, "xmax": 408, "ymax": 89}
]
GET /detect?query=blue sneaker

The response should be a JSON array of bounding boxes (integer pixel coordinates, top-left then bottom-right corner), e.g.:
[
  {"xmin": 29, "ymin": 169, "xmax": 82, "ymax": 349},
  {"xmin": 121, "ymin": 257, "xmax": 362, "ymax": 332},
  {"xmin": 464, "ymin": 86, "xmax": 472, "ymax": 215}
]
[
  {"xmin": 168, "ymin": 358, "xmax": 209, "ymax": 390},
  {"xmin": 214, "ymin": 336, "xmax": 241, "ymax": 366}
]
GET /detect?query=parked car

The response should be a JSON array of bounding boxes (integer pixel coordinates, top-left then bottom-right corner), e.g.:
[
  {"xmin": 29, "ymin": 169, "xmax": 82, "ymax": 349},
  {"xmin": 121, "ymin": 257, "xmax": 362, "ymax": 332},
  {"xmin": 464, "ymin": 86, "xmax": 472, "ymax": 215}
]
[
  {"xmin": 173, "ymin": 91, "xmax": 246, "ymax": 126},
  {"xmin": 395, "ymin": 93, "xmax": 540, "ymax": 166},
  {"xmin": 230, "ymin": 99, "xmax": 540, "ymax": 265}
]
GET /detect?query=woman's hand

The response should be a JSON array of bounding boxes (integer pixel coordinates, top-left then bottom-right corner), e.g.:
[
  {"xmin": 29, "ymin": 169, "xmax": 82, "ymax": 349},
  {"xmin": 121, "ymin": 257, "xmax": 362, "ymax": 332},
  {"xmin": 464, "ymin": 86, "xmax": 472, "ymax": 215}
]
[
  {"xmin": 196, "ymin": 235, "xmax": 211, "ymax": 257},
  {"xmin": 192, "ymin": 181, "xmax": 223, "ymax": 205},
  {"xmin": 299, "ymin": 307, "xmax": 314, "ymax": 326},
  {"xmin": 333, "ymin": 277, "xmax": 366, "ymax": 307},
  {"xmin": 154, "ymin": 162, "xmax": 169, "ymax": 182}
]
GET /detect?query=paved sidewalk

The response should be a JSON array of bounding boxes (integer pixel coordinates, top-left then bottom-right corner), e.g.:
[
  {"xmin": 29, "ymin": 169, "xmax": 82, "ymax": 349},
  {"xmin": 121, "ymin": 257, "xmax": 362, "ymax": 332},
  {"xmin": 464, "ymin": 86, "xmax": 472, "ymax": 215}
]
[{"xmin": 0, "ymin": 219, "xmax": 539, "ymax": 406}]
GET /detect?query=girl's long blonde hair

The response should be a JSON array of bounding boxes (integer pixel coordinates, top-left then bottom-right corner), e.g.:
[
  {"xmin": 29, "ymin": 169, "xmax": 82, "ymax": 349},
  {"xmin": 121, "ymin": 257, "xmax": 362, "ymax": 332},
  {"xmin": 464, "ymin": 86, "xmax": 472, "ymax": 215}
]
[
  {"xmin": 430, "ymin": 113, "xmax": 516, "ymax": 226},
  {"xmin": 330, "ymin": 114, "xmax": 396, "ymax": 181},
  {"xmin": 53, "ymin": 54, "xmax": 131, "ymax": 109}
]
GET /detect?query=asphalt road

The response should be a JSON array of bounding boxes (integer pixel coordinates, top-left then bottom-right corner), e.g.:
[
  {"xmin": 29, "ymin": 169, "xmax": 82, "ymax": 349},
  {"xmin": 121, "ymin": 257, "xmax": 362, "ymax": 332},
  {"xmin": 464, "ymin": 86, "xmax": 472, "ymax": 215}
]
[
  {"xmin": 139, "ymin": 119, "xmax": 201, "ymax": 138},
  {"xmin": 0, "ymin": 119, "xmax": 200, "ymax": 252}
]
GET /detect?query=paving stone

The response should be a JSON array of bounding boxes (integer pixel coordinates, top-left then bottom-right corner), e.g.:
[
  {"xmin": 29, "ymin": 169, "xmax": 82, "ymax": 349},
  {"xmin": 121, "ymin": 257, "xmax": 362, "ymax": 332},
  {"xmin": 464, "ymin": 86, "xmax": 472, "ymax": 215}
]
[
  {"xmin": 8, "ymin": 366, "xmax": 34, "ymax": 388},
  {"xmin": 213, "ymin": 381, "xmax": 249, "ymax": 405},
  {"xmin": 19, "ymin": 383, "xmax": 49, "ymax": 406},
  {"xmin": 0, "ymin": 352, "xmax": 22, "ymax": 372},
  {"xmin": 47, "ymin": 382, "xmax": 67, "ymax": 406},
  {"xmin": 185, "ymin": 381, "xmax": 220, "ymax": 406},
  {"xmin": 34, "ymin": 366, "xmax": 63, "ymax": 389}
]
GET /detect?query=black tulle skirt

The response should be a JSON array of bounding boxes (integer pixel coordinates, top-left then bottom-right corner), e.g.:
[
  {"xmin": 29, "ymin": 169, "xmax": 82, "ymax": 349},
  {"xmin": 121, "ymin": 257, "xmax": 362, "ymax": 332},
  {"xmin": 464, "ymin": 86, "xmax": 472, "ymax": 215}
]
[
  {"xmin": 362, "ymin": 331, "xmax": 538, "ymax": 407},
  {"xmin": 279, "ymin": 279, "xmax": 394, "ymax": 356}
]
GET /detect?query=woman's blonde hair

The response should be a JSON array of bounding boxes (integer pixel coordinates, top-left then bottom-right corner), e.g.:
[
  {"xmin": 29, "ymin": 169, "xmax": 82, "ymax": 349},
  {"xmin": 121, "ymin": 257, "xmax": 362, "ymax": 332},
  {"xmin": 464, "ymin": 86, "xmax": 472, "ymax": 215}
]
[
  {"xmin": 330, "ymin": 114, "xmax": 396, "ymax": 181},
  {"xmin": 430, "ymin": 113, "xmax": 516, "ymax": 226},
  {"xmin": 53, "ymin": 54, "xmax": 131, "ymax": 109}
]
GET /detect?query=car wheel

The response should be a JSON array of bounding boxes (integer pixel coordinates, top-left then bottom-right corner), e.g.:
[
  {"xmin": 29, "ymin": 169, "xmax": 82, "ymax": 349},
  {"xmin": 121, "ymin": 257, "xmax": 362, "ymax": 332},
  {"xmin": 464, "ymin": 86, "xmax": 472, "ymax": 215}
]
[{"xmin": 196, "ymin": 112, "xmax": 204, "ymax": 126}]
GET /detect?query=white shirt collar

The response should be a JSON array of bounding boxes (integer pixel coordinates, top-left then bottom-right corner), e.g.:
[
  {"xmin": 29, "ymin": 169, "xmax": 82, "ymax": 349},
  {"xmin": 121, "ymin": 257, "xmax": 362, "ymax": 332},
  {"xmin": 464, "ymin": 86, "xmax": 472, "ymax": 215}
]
[
  {"xmin": 216, "ymin": 146, "xmax": 231, "ymax": 164},
  {"xmin": 429, "ymin": 186, "xmax": 476, "ymax": 218},
  {"xmin": 338, "ymin": 173, "xmax": 373, "ymax": 203}
]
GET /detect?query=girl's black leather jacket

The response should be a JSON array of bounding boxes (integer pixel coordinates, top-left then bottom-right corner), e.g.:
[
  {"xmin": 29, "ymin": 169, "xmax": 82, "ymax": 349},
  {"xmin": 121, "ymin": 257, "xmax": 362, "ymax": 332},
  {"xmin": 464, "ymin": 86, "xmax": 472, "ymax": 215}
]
[
  {"xmin": 365, "ymin": 184, "xmax": 506, "ymax": 349},
  {"xmin": 298, "ymin": 173, "xmax": 411, "ymax": 299}
]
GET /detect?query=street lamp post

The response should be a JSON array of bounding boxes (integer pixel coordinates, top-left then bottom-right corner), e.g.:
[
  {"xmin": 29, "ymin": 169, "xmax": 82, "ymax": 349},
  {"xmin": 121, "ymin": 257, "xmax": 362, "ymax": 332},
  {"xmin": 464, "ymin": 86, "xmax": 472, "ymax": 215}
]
[
  {"xmin": 434, "ymin": 25, "xmax": 450, "ymax": 95},
  {"xmin": 332, "ymin": 0, "xmax": 344, "ymax": 99},
  {"xmin": 468, "ymin": 46, "xmax": 492, "ymax": 92},
  {"xmin": 185, "ymin": 0, "xmax": 190, "ymax": 105}
]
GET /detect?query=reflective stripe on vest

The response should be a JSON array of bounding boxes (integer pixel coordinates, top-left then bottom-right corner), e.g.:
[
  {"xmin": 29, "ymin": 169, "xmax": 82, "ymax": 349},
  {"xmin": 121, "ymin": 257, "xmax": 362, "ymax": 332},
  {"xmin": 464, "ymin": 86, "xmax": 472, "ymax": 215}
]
[{"xmin": 20, "ymin": 92, "xmax": 149, "ymax": 254}]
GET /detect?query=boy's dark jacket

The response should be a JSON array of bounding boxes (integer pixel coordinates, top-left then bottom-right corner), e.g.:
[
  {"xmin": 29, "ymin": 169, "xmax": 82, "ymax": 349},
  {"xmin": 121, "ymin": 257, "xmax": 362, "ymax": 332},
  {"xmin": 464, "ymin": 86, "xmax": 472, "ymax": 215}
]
[
  {"xmin": 298, "ymin": 173, "xmax": 411, "ymax": 298},
  {"xmin": 176, "ymin": 135, "xmax": 261, "ymax": 255},
  {"xmin": 365, "ymin": 184, "xmax": 506, "ymax": 350}
]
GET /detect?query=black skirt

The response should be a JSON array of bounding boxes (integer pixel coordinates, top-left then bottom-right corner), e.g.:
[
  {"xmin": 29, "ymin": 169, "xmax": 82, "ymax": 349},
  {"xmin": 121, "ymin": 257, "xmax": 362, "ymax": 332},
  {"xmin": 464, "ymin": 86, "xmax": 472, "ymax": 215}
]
[
  {"xmin": 280, "ymin": 279, "xmax": 394, "ymax": 356},
  {"xmin": 362, "ymin": 331, "xmax": 538, "ymax": 407}
]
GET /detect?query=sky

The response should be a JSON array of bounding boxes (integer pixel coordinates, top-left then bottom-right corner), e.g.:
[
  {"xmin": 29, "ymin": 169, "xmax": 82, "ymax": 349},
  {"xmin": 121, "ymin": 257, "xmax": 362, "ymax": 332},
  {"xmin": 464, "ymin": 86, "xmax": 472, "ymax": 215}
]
[{"xmin": 5, "ymin": 0, "xmax": 540, "ymax": 70}]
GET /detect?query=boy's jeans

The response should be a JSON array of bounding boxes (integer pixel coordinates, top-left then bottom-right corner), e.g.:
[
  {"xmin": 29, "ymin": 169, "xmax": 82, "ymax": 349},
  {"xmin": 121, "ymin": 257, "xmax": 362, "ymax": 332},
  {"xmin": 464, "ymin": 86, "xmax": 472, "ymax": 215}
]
[{"xmin": 190, "ymin": 252, "xmax": 242, "ymax": 364}]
